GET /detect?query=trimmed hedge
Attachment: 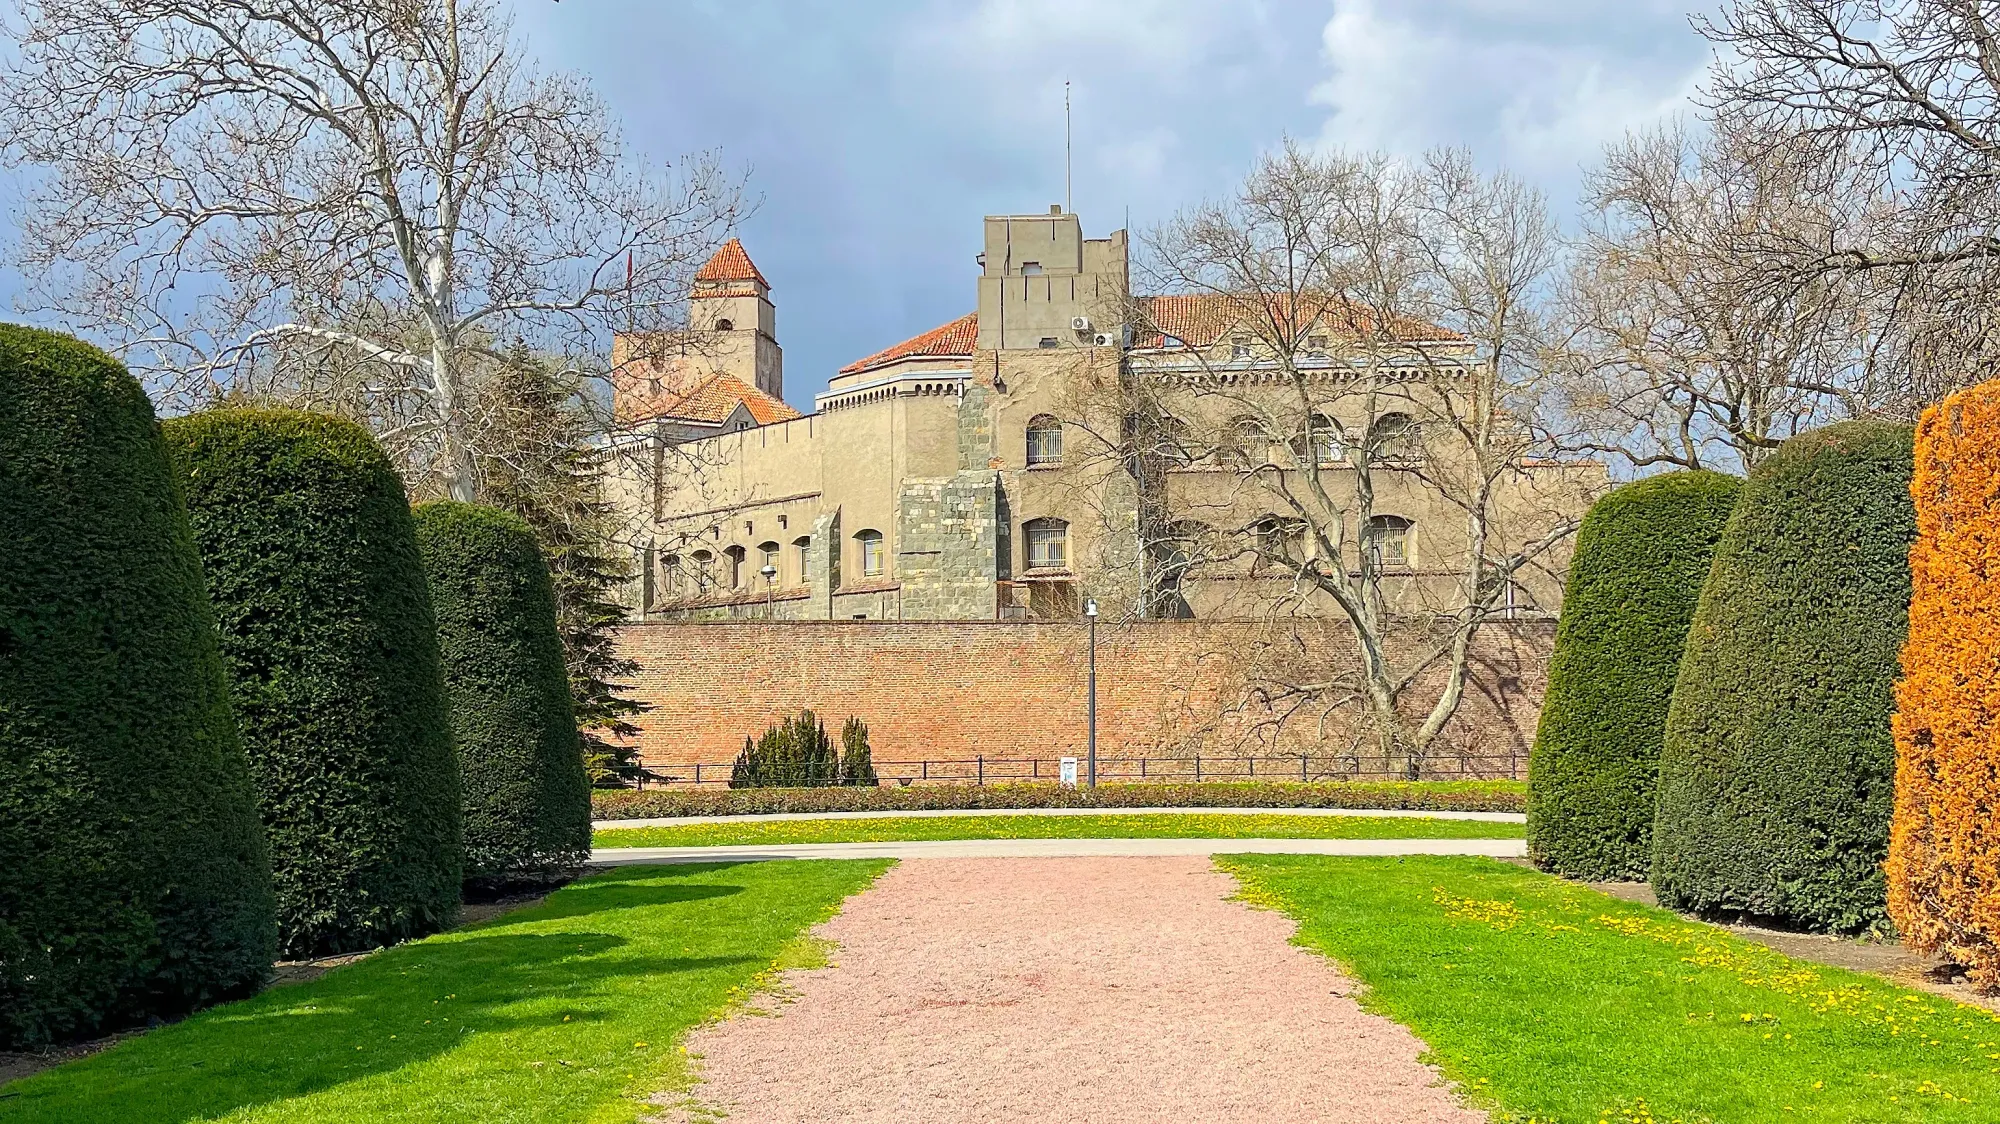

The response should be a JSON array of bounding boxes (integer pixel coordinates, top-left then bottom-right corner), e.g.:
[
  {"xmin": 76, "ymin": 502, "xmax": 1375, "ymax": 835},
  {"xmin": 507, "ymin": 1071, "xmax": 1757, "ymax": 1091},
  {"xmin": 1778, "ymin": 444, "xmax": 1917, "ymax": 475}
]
[
  {"xmin": 0, "ymin": 326, "xmax": 274, "ymax": 1047},
  {"xmin": 1527, "ymin": 471, "xmax": 1740, "ymax": 880},
  {"xmin": 165, "ymin": 408, "xmax": 460, "ymax": 956},
  {"xmin": 1889, "ymin": 382, "xmax": 2000, "ymax": 988},
  {"xmin": 1653, "ymin": 420, "xmax": 1915, "ymax": 933},
  {"xmin": 593, "ymin": 780, "xmax": 1528, "ymax": 820},
  {"xmin": 414, "ymin": 502, "xmax": 590, "ymax": 883}
]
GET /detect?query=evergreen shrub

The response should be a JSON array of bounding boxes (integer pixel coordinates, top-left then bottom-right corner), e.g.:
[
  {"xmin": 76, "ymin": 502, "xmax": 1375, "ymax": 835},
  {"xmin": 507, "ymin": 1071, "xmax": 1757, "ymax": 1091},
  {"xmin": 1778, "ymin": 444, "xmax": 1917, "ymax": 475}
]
[
  {"xmin": 840, "ymin": 717, "xmax": 878, "ymax": 787},
  {"xmin": 729, "ymin": 710, "xmax": 838, "ymax": 788},
  {"xmin": 0, "ymin": 325, "xmax": 274, "ymax": 1046},
  {"xmin": 414, "ymin": 502, "xmax": 591, "ymax": 883},
  {"xmin": 1889, "ymin": 382, "xmax": 2000, "ymax": 987},
  {"xmin": 1527, "ymin": 471, "xmax": 1740, "ymax": 880},
  {"xmin": 164, "ymin": 408, "xmax": 460, "ymax": 955},
  {"xmin": 1653, "ymin": 420, "xmax": 1915, "ymax": 933}
]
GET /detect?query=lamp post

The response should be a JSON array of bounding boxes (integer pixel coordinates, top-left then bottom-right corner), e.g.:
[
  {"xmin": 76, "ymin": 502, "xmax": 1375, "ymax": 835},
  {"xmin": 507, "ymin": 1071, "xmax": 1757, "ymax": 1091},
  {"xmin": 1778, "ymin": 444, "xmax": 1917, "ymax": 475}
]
[
  {"xmin": 761, "ymin": 563, "xmax": 778, "ymax": 618},
  {"xmin": 1084, "ymin": 597, "xmax": 1098, "ymax": 787}
]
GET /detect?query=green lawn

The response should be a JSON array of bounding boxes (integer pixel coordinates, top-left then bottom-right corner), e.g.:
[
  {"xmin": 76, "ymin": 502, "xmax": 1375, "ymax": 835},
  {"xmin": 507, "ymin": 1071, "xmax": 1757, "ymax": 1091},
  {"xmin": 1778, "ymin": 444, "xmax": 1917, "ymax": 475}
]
[
  {"xmin": 593, "ymin": 811, "xmax": 1525, "ymax": 849},
  {"xmin": 0, "ymin": 860, "xmax": 889, "ymax": 1124},
  {"xmin": 1222, "ymin": 854, "xmax": 2000, "ymax": 1124}
]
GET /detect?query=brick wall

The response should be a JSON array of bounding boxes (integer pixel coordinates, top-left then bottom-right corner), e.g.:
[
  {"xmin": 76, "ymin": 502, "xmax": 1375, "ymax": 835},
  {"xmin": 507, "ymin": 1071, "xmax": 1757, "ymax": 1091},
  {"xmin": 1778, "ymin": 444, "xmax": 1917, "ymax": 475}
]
[{"xmin": 614, "ymin": 619, "xmax": 1553, "ymax": 780}]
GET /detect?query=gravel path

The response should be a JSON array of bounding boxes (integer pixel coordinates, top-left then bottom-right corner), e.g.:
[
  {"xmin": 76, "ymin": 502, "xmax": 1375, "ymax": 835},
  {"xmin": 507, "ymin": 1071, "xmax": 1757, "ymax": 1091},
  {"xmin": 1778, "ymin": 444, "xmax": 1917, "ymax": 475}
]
[
  {"xmin": 595, "ymin": 837, "xmax": 1526, "ymax": 865},
  {"xmin": 659, "ymin": 856, "xmax": 1485, "ymax": 1123}
]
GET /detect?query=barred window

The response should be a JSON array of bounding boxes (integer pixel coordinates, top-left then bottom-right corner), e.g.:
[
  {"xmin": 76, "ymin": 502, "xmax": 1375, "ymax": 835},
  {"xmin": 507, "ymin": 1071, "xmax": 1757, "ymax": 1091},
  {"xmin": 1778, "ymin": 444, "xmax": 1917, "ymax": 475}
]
[
  {"xmin": 1025, "ymin": 518, "xmax": 1069, "ymax": 569},
  {"xmin": 1026, "ymin": 415, "xmax": 1064, "ymax": 466}
]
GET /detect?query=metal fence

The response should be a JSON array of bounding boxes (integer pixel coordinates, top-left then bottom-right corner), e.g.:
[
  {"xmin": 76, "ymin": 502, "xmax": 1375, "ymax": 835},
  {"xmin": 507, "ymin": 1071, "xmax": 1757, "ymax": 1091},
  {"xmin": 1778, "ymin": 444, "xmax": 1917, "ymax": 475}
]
[{"xmin": 631, "ymin": 751, "xmax": 1525, "ymax": 788}]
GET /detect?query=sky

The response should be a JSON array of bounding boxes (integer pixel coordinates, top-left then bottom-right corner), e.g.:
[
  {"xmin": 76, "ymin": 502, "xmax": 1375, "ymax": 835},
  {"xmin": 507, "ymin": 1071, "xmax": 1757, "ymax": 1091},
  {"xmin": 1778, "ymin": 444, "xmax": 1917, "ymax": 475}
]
[{"xmin": 0, "ymin": 0, "xmax": 1724, "ymax": 409}]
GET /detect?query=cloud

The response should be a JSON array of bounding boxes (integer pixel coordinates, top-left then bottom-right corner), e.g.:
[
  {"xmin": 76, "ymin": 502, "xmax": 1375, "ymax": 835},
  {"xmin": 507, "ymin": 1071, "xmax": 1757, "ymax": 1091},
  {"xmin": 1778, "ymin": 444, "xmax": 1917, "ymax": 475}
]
[{"xmin": 1311, "ymin": 0, "xmax": 1710, "ymax": 194}]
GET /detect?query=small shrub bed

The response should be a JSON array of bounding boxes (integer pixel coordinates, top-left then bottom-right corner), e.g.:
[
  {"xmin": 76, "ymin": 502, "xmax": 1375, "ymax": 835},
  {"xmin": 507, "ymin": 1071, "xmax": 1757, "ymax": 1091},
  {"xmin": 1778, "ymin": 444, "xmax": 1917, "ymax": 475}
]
[
  {"xmin": 1653, "ymin": 420, "xmax": 1915, "ymax": 933},
  {"xmin": 1890, "ymin": 380, "xmax": 2000, "ymax": 989},
  {"xmin": 414, "ymin": 502, "xmax": 590, "ymax": 884},
  {"xmin": 729, "ymin": 710, "xmax": 876, "ymax": 788},
  {"xmin": 593, "ymin": 779, "xmax": 1527, "ymax": 820},
  {"xmin": 166, "ymin": 408, "xmax": 460, "ymax": 957},
  {"xmin": 1528, "ymin": 471, "xmax": 1740, "ymax": 880},
  {"xmin": 0, "ymin": 326, "xmax": 274, "ymax": 1048}
]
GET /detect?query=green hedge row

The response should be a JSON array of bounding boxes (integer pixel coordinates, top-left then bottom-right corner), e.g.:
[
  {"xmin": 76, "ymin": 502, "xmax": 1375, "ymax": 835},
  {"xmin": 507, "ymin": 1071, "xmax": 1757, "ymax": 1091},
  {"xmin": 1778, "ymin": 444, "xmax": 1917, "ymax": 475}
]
[
  {"xmin": 1528, "ymin": 471, "xmax": 1740, "ymax": 880},
  {"xmin": 0, "ymin": 326, "xmax": 275, "ymax": 1048},
  {"xmin": 415, "ymin": 502, "xmax": 590, "ymax": 883},
  {"xmin": 593, "ymin": 779, "xmax": 1529, "ymax": 820},
  {"xmin": 166, "ymin": 409, "xmax": 462, "ymax": 956},
  {"xmin": 1653, "ymin": 420, "xmax": 1915, "ymax": 933}
]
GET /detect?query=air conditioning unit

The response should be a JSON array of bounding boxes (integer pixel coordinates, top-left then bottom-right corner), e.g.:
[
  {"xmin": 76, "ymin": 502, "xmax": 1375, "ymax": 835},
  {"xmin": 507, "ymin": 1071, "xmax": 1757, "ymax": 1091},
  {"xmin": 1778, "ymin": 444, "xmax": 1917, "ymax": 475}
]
[
  {"xmin": 1070, "ymin": 315, "xmax": 1092, "ymax": 332},
  {"xmin": 1091, "ymin": 332, "xmax": 1118, "ymax": 347}
]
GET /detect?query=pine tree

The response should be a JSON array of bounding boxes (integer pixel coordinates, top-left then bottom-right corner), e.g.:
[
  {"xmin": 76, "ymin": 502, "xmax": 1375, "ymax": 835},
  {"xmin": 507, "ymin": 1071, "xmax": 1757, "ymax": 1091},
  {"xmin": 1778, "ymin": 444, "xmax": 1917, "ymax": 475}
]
[{"xmin": 479, "ymin": 345, "xmax": 648, "ymax": 785}]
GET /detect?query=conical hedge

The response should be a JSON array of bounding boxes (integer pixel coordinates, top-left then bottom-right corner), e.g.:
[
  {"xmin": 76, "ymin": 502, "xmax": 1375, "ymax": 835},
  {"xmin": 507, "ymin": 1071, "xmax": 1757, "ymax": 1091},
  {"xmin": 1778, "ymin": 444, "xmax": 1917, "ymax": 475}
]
[
  {"xmin": 0, "ymin": 326, "xmax": 274, "ymax": 1047},
  {"xmin": 1528, "ymin": 471, "xmax": 1740, "ymax": 880},
  {"xmin": 414, "ymin": 502, "xmax": 590, "ymax": 883},
  {"xmin": 1653, "ymin": 420, "xmax": 1915, "ymax": 933},
  {"xmin": 164, "ymin": 408, "xmax": 460, "ymax": 956}
]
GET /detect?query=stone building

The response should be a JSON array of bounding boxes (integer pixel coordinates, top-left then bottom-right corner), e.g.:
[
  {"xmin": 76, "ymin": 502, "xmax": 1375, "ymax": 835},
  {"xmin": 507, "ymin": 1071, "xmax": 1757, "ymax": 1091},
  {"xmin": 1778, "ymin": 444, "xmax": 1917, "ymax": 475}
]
[{"xmin": 607, "ymin": 209, "xmax": 1605, "ymax": 623}]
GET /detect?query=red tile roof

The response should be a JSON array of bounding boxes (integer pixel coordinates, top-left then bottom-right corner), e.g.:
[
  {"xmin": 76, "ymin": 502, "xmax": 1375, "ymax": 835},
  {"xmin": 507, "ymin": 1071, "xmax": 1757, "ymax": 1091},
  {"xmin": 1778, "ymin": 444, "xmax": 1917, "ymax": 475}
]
[
  {"xmin": 624, "ymin": 370, "xmax": 799, "ymax": 427},
  {"xmin": 693, "ymin": 238, "xmax": 768, "ymax": 290},
  {"xmin": 834, "ymin": 296, "xmax": 1456, "ymax": 375},
  {"xmin": 1138, "ymin": 293, "xmax": 1460, "ymax": 350},
  {"xmin": 838, "ymin": 310, "xmax": 980, "ymax": 375}
]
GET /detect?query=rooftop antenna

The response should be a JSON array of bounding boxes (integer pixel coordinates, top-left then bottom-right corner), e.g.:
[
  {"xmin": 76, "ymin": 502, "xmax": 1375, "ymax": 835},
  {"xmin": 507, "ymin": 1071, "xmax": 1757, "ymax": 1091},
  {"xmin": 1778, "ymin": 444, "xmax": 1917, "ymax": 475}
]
[{"xmin": 1064, "ymin": 80, "xmax": 1072, "ymax": 214}]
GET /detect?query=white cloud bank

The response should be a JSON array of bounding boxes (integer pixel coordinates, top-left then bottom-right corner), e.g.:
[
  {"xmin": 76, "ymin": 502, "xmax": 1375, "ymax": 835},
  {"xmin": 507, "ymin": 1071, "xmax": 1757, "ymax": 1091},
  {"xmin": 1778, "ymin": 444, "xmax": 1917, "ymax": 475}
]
[{"xmin": 1311, "ymin": 0, "xmax": 1712, "ymax": 196}]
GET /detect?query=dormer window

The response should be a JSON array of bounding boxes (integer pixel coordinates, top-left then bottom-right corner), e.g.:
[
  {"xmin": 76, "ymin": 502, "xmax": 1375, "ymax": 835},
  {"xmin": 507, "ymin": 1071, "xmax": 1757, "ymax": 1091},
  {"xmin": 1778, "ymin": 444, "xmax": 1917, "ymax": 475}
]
[
  {"xmin": 715, "ymin": 318, "xmax": 734, "ymax": 331},
  {"xmin": 1231, "ymin": 336, "xmax": 1252, "ymax": 359},
  {"xmin": 1307, "ymin": 334, "xmax": 1328, "ymax": 356}
]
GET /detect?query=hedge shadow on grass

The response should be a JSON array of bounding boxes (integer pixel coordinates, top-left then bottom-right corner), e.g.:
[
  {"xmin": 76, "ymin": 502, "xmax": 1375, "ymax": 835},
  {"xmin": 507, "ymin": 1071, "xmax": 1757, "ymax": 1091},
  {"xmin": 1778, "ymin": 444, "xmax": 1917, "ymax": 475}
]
[{"xmin": 0, "ymin": 866, "xmax": 760, "ymax": 1124}]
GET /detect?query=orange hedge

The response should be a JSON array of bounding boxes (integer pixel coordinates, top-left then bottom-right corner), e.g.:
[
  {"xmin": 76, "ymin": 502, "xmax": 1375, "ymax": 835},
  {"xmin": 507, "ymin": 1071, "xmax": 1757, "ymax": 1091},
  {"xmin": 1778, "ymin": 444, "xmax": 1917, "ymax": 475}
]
[{"xmin": 1889, "ymin": 381, "xmax": 2000, "ymax": 988}]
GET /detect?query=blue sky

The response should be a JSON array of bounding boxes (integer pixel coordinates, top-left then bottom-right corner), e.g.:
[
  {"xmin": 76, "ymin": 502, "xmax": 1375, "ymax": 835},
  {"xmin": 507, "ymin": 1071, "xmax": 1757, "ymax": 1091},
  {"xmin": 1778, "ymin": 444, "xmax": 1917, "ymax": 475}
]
[{"xmin": 1, "ymin": 0, "xmax": 1721, "ymax": 407}]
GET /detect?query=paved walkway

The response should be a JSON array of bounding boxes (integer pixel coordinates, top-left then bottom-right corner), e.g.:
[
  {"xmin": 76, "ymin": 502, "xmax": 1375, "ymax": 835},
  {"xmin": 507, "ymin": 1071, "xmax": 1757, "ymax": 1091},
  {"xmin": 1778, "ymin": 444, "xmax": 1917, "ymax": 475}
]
[
  {"xmin": 594, "ymin": 836, "xmax": 1527, "ymax": 865},
  {"xmin": 597, "ymin": 805, "xmax": 1525, "ymax": 830},
  {"xmin": 659, "ymin": 856, "xmax": 1485, "ymax": 1123}
]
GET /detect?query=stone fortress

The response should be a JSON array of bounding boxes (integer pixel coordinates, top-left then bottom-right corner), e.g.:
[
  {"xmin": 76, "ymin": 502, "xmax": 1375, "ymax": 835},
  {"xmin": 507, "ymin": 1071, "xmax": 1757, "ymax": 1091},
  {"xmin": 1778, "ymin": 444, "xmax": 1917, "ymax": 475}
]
[{"xmin": 606, "ymin": 208, "xmax": 1604, "ymax": 624}]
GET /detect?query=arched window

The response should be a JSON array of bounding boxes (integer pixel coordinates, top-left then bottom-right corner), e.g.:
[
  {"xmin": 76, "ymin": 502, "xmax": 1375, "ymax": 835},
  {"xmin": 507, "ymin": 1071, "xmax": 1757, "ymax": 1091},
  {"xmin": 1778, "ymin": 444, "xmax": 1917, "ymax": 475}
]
[
  {"xmin": 691, "ymin": 549, "xmax": 715, "ymax": 592},
  {"xmin": 1305, "ymin": 414, "xmax": 1343, "ymax": 466},
  {"xmin": 1220, "ymin": 416, "xmax": 1272, "ymax": 468},
  {"xmin": 1024, "ymin": 517, "xmax": 1070, "ymax": 570},
  {"xmin": 715, "ymin": 317, "xmax": 734, "ymax": 331},
  {"xmin": 723, "ymin": 545, "xmax": 746, "ymax": 588},
  {"xmin": 1365, "ymin": 515, "xmax": 1413, "ymax": 569},
  {"xmin": 1250, "ymin": 515, "xmax": 1307, "ymax": 564},
  {"xmin": 855, "ymin": 529, "xmax": 885, "ymax": 577},
  {"xmin": 1026, "ymin": 414, "xmax": 1064, "ymax": 466},
  {"xmin": 1154, "ymin": 415, "xmax": 1195, "ymax": 466},
  {"xmin": 1369, "ymin": 412, "xmax": 1422, "ymax": 462},
  {"xmin": 793, "ymin": 536, "xmax": 812, "ymax": 580},
  {"xmin": 757, "ymin": 541, "xmax": 781, "ymax": 583}
]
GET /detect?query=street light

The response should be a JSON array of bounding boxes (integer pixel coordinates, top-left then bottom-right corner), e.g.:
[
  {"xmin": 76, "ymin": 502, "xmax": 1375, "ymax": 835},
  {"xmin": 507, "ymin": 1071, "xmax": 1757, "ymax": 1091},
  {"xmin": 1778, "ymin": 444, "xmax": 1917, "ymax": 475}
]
[
  {"xmin": 1084, "ymin": 597, "xmax": 1098, "ymax": 788},
  {"xmin": 760, "ymin": 563, "xmax": 778, "ymax": 618}
]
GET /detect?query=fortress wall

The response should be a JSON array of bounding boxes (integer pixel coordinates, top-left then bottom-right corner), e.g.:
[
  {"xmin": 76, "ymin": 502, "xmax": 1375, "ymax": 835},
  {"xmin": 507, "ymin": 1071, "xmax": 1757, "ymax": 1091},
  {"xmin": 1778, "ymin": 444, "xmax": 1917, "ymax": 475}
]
[{"xmin": 613, "ymin": 619, "xmax": 1552, "ymax": 780}]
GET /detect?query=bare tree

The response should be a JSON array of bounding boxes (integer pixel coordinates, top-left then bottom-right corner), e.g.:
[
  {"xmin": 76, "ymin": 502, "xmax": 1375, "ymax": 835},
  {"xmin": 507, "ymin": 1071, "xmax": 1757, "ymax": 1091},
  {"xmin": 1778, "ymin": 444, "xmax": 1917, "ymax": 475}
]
[
  {"xmin": 1063, "ymin": 143, "xmax": 1598, "ymax": 777},
  {"xmin": 1554, "ymin": 118, "xmax": 1897, "ymax": 472},
  {"xmin": 1698, "ymin": 0, "xmax": 2000, "ymax": 404},
  {"xmin": 1, "ymin": 0, "xmax": 741, "ymax": 500}
]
